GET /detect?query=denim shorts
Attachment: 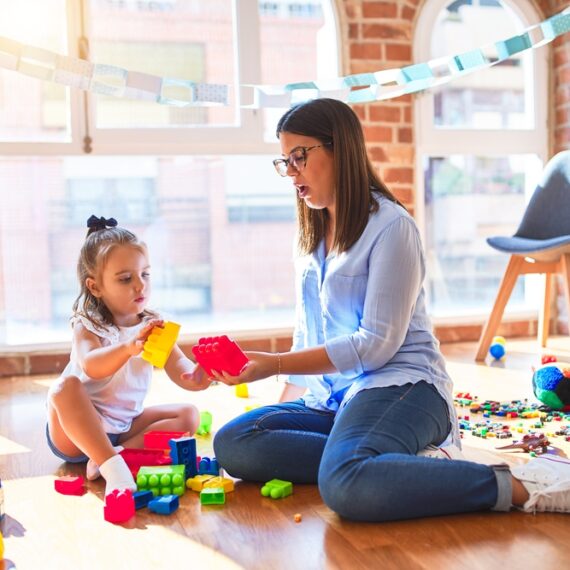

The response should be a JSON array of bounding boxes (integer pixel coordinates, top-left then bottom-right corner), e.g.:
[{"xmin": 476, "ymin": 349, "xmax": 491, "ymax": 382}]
[{"xmin": 45, "ymin": 424, "xmax": 122, "ymax": 463}]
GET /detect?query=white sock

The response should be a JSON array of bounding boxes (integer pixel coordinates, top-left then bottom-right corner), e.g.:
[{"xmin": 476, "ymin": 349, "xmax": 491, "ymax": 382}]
[
  {"xmin": 99, "ymin": 453, "xmax": 137, "ymax": 496},
  {"xmin": 86, "ymin": 446, "xmax": 124, "ymax": 481}
]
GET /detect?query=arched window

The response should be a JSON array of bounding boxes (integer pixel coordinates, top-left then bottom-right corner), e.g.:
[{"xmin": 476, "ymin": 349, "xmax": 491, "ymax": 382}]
[
  {"xmin": 0, "ymin": 0, "xmax": 340, "ymax": 345},
  {"xmin": 414, "ymin": 0, "xmax": 547, "ymax": 319}
]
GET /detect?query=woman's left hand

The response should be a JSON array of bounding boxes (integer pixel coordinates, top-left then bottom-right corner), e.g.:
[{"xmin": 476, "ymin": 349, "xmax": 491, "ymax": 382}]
[{"xmin": 210, "ymin": 351, "xmax": 278, "ymax": 386}]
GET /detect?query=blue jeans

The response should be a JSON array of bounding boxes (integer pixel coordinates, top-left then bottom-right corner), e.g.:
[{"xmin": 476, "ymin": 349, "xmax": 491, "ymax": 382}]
[{"xmin": 214, "ymin": 381, "xmax": 511, "ymax": 522}]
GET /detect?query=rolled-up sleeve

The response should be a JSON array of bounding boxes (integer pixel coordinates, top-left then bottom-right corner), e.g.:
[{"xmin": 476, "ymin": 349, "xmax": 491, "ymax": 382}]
[{"xmin": 325, "ymin": 217, "xmax": 424, "ymax": 377}]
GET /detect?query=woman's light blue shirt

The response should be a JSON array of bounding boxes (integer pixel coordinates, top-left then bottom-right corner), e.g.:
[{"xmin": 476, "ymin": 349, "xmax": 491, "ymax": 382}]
[{"xmin": 289, "ymin": 195, "xmax": 459, "ymax": 445}]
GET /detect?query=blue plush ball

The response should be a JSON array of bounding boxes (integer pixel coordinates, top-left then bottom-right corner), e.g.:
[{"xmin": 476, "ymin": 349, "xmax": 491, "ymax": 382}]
[
  {"xmin": 489, "ymin": 343, "xmax": 505, "ymax": 359},
  {"xmin": 532, "ymin": 364, "xmax": 570, "ymax": 410}
]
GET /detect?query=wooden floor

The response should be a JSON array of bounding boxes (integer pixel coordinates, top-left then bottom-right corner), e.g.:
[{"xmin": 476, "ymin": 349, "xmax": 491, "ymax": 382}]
[{"xmin": 2, "ymin": 337, "xmax": 570, "ymax": 569}]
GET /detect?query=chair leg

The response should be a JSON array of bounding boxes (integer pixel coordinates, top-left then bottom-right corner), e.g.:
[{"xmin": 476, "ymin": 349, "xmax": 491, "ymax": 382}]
[
  {"xmin": 475, "ymin": 255, "xmax": 525, "ymax": 361},
  {"xmin": 559, "ymin": 254, "xmax": 570, "ymax": 337},
  {"xmin": 539, "ymin": 273, "xmax": 552, "ymax": 347}
]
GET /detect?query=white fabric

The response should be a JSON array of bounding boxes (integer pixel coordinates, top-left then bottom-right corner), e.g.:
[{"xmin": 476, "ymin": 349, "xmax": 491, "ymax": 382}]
[{"xmin": 59, "ymin": 315, "xmax": 153, "ymax": 434}]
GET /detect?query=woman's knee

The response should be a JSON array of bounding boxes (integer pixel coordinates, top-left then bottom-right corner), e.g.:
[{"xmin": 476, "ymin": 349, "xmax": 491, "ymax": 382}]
[{"xmin": 318, "ymin": 458, "xmax": 398, "ymax": 522}]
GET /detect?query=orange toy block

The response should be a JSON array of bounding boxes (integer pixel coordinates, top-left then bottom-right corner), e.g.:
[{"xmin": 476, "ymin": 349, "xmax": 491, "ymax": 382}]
[{"xmin": 142, "ymin": 321, "xmax": 181, "ymax": 368}]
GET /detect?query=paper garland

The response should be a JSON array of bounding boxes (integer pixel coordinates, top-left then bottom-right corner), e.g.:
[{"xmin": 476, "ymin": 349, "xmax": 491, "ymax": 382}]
[{"xmin": 0, "ymin": 6, "xmax": 568, "ymax": 108}]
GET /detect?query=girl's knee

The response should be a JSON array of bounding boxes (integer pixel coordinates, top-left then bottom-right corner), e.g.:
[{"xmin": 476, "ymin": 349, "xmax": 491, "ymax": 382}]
[
  {"xmin": 48, "ymin": 375, "xmax": 82, "ymax": 404},
  {"xmin": 178, "ymin": 404, "xmax": 200, "ymax": 434}
]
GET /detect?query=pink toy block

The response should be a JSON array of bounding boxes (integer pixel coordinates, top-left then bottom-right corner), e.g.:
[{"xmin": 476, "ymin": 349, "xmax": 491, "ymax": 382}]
[
  {"xmin": 120, "ymin": 448, "xmax": 172, "ymax": 477},
  {"xmin": 54, "ymin": 476, "xmax": 86, "ymax": 496},
  {"xmin": 191, "ymin": 335, "xmax": 248, "ymax": 376},
  {"xmin": 104, "ymin": 489, "xmax": 135, "ymax": 524},
  {"xmin": 141, "ymin": 321, "xmax": 181, "ymax": 368},
  {"xmin": 143, "ymin": 430, "xmax": 190, "ymax": 450}
]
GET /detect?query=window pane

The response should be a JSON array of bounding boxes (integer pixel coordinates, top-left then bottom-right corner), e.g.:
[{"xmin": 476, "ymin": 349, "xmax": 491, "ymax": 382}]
[
  {"xmin": 258, "ymin": 1, "xmax": 332, "ymax": 140},
  {"xmin": 432, "ymin": 0, "xmax": 533, "ymax": 129},
  {"xmin": 0, "ymin": 155, "xmax": 296, "ymax": 345},
  {"xmin": 88, "ymin": 0, "xmax": 237, "ymax": 128},
  {"xmin": 0, "ymin": 0, "xmax": 70, "ymax": 142},
  {"xmin": 424, "ymin": 154, "xmax": 542, "ymax": 316}
]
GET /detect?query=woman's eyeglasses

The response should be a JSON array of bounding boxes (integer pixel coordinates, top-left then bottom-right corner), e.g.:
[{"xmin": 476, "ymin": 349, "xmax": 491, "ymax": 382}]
[{"xmin": 272, "ymin": 143, "xmax": 332, "ymax": 177}]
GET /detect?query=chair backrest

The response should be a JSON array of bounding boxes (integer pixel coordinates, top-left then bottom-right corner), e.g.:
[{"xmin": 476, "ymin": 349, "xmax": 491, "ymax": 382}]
[{"xmin": 515, "ymin": 150, "xmax": 570, "ymax": 240}]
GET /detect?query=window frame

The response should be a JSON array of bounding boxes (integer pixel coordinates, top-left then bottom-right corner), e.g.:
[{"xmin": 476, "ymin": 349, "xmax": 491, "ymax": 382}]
[{"xmin": 0, "ymin": 0, "xmax": 342, "ymax": 157}]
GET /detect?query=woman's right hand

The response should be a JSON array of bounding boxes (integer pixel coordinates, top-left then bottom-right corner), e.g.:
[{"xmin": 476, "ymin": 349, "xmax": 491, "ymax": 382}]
[{"xmin": 210, "ymin": 351, "xmax": 278, "ymax": 386}]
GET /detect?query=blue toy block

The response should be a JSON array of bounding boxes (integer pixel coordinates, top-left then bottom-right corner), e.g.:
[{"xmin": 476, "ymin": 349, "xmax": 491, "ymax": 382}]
[
  {"xmin": 133, "ymin": 490, "xmax": 154, "ymax": 510},
  {"xmin": 169, "ymin": 437, "xmax": 198, "ymax": 479},
  {"xmin": 148, "ymin": 494, "xmax": 180, "ymax": 515},
  {"xmin": 198, "ymin": 457, "xmax": 220, "ymax": 476}
]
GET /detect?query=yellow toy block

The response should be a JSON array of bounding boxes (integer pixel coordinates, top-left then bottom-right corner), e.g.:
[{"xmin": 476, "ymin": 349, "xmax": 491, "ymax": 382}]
[
  {"xmin": 235, "ymin": 384, "xmax": 249, "ymax": 398},
  {"xmin": 204, "ymin": 476, "xmax": 234, "ymax": 493},
  {"xmin": 142, "ymin": 321, "xmax": 181, "ymax": 368},
  {"xmin": 186, "ymin": 474, "xmax": 215, "ymax": 492}
]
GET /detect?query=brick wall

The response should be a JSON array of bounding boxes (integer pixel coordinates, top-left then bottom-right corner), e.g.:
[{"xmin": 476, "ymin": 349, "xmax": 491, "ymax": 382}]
[{"xmin": 337, "ymin": 0, "xmax": 570, "ymax": 214}]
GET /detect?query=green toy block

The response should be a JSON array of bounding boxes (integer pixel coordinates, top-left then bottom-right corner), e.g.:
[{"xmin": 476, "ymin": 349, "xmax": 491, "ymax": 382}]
[
  {"xmin": 141, "ymin": 321, "xmax": 181, "ymax": 368},
  {"xmin": 196, "ymin": 410, "xmax": 212, "ymax": 435},
  {"xmin": 136, "ymin": 465, "xmax": 186, "ymax": 496},
  {"xmin": 260, "ymin": 479, "xmax": 293, "ymax": 499},
  {"xmin": 200, "ymin": 487, "xmax": 225, "ymax": 505}
]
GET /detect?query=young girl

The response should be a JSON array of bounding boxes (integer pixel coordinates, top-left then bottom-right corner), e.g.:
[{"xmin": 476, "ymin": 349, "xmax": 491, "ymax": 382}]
[{"xmin": 47, "ymin": 215, "xmax": 210, "ymax": 495}]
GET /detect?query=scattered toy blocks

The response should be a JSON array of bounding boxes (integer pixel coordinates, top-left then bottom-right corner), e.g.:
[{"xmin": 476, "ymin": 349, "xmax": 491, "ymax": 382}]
[
  {"xmin": 198, "ymin": 457, "xmax": 220, "ymax": 476},
  {"xmin": 133, "ymin": 490, "xmax": 154, "ymax": 510},
  {"xmin": 136, "ymin": 465, "xmax": 186, "ymax": 496},
  {"xmin": 104, "ymin": 489, "xmax": 135, "ymax": 524},
  {"xmin": 54, "ymin": 476, "xmax": 86, "ymax": 496},
  {"xmin": 120, "ymin": 448, "xmax": 172, "ymax": 477},
  {"xmin": 200, "ymin": 487, "xmax": 225, "ymax": 505},
  {"xmin": 148, "ymin": 494, "xmax": 179, "ymax": 515},
  {"xmin": 196, "ymin": 411, "xmax": 212, "ymax": 436},
  {"xmin": 142, "ymin": 321, "xmax": 181, "ymax": 368},
  {"xmin": 186, "ymin": 474, "xmax": 215, "ymax": 492},
  {"xmin": 169, "ymin": 437, "xmax": 198, "ymax": 479},
  {"xmin": 143, "ymin": 430, "xmax": 189, "ymax": 450},
  {"xmin": 261, "ymin": 479, "xmax": 293, "ymax": 499},
  {"xmin": 191, "ymin": 335, "xmax": 248, "ymax": 376},
  {"xmin": 235, "ymin": 384, "xmax": 249, "ymax": 398},
  {"xmin": 203, "ymin": 476, "xmax": 234, "ymax": 493}
]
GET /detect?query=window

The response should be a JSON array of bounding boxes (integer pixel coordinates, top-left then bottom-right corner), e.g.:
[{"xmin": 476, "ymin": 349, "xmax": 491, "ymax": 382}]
[
  {"xmin": 415, "ymin": 0, "xmax": 547, "ymax": 318},
  {"xmin": 0, "ymin": 0, "xmax": 339, "ymax": 346}
]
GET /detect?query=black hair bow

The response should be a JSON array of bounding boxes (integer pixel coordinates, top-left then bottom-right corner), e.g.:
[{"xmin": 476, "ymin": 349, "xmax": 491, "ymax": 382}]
[{"xmin": 86, "ymin": 215, "xmax": 118, "ymax": 231}]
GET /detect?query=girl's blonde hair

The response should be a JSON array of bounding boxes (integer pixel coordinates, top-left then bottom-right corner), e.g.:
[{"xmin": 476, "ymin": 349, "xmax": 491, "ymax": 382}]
[{"xmin": 72, "ymin": 219, "xmax": 157, "ymax": 331}]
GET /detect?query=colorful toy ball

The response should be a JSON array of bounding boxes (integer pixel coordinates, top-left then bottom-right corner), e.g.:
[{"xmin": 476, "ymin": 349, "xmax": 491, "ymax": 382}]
[
  {"xmin": 489, "ymin": 336, "xmax": 506, "ymax": 360},
  {"xmin": 532, "ymin": 363, "xmax": 570, "ymax": 410}
]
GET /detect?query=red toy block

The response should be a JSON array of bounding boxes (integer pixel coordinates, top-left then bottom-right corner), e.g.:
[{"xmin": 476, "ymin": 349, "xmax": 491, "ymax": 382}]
[
  {"xmin": 104, "ymin": 489, "xmax": 135, "ymax": 524},
  {"xmin": 143, "ymin": 430, "xmax": 190, "ymax": 450},
  {"xmin": 120, "ymin": 448, "xmax": 172, "ymax": 477},
  {"xmin": 541, "ymin": 354, "xmax": 557, "ymax": 364},
  {"xmin": 191, "ymin": 335, "xmax": 248, "ymax": 376},
  {"xmin": 54, "ymin": 476, "xmax": 86, "ymax": 496}
]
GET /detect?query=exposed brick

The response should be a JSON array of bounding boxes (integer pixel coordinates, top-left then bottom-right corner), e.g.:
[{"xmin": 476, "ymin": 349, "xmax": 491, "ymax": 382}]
[
  {"xmin": 390, "ymin": 187, "xmax": 413, "ymax": 204},
  {"xmin": 402, "ymin": 5, "xmax": 415, "ymax": 21},
  {"xmin": 553, "ymin": 47, "xmax": 570, "ymax": 67},
  {"xmin": 384, "ymin": 167, "xmax": 414, "ymax": 184},
  {"xmin": 560, "ymin": 66, "xmax": 570, "ymax": 85},
  {"xmin": 350, "ymin": 42, "xmax": 382, "ymax": 60},
  {"xmin": 398, "ymin": 127, "xmax": 413, "ymax": 143},
  {"xmin": 352, "ymin": 103, "xmax": 367, "ymax": 121},
  {"xmin": 365, "ymin": 125, "xmax": 393, "ymax": 142},
  {"xmin": 369, "ymin": 105, "xmax": 401, "ymax": 122},
  {"xmin": 368, "ymin": 146, "xmax": 389, "ymax": 162},
  {"xmin": 349, "ymin": 23, "xmax": 359, "ymax": 39},
  {"xmin": 0, "ymin": 356, "xmax": 26, "ymax": 378},
  {"xmin": 362, "ymin": 23, "xmax": 410, "ymax": 40},
  {"xmin": 385, "ymin": 145, "xmax": 414, "ymax": 165},
  {"xmin": 403, "ymin": 105, "xmax": 412, "ymax": 123},
  {"xmin": 349, "ymin": 60, "xmax": 379, "ymax": 75},
  {"xmin": 362, "ymin": 2, "xmax": 398, "ymax": 19},
  {"xmin": 556, "ymin": 106, "xmax": 570, "ymax": 126},
  {"xmin": 385, "ymin": 43, "xmax": 412, "ymax": 62}
]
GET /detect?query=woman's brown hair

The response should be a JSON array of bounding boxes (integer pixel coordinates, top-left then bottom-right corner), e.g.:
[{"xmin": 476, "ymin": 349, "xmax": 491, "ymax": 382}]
[{"xmin": 276, "ymin": 98, "xmax": 401, "ymax": 255}]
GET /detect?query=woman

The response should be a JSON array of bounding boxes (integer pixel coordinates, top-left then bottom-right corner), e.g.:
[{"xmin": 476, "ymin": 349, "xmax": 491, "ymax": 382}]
[{"xmin": 213, "ymin": 98, "xmax": 570, "ymax": 521}]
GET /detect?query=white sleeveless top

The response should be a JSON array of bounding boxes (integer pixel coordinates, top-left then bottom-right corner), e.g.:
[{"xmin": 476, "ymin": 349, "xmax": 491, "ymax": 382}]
[{"xmin": 60, "ymin": 315, "xmax": 154, "ymax": 434}]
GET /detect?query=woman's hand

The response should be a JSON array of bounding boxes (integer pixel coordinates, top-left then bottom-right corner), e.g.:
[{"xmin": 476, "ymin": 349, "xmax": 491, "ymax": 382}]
[
  {"xmin": 211, "ymin": 351, "xmax": 279, "ymax": 386},
  {"xmin": 180, "ymin": 365, "xmax": 215, "ymax": 391},
  {"xmin": 125, "ymin": 319, "xmax": 164, "ymax": 356}
]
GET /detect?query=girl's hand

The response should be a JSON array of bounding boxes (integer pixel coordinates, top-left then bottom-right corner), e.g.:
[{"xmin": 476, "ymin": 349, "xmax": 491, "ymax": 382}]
[
  {"xmin": 211, "ymin": 351, "xmax": 278, "ymax": 386},
  {"xmin": 125, "ymin": 319, "xmax": 164, "ymax": 356},
  {"xmin": 180, "ymin": 365, "xmax": 214, "ymax": 391}
]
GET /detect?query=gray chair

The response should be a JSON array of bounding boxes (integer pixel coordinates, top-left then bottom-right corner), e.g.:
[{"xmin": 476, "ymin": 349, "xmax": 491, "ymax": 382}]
[{"xmin": 475, "ymin": 150, "xmax": 570, "ymax": 361}]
